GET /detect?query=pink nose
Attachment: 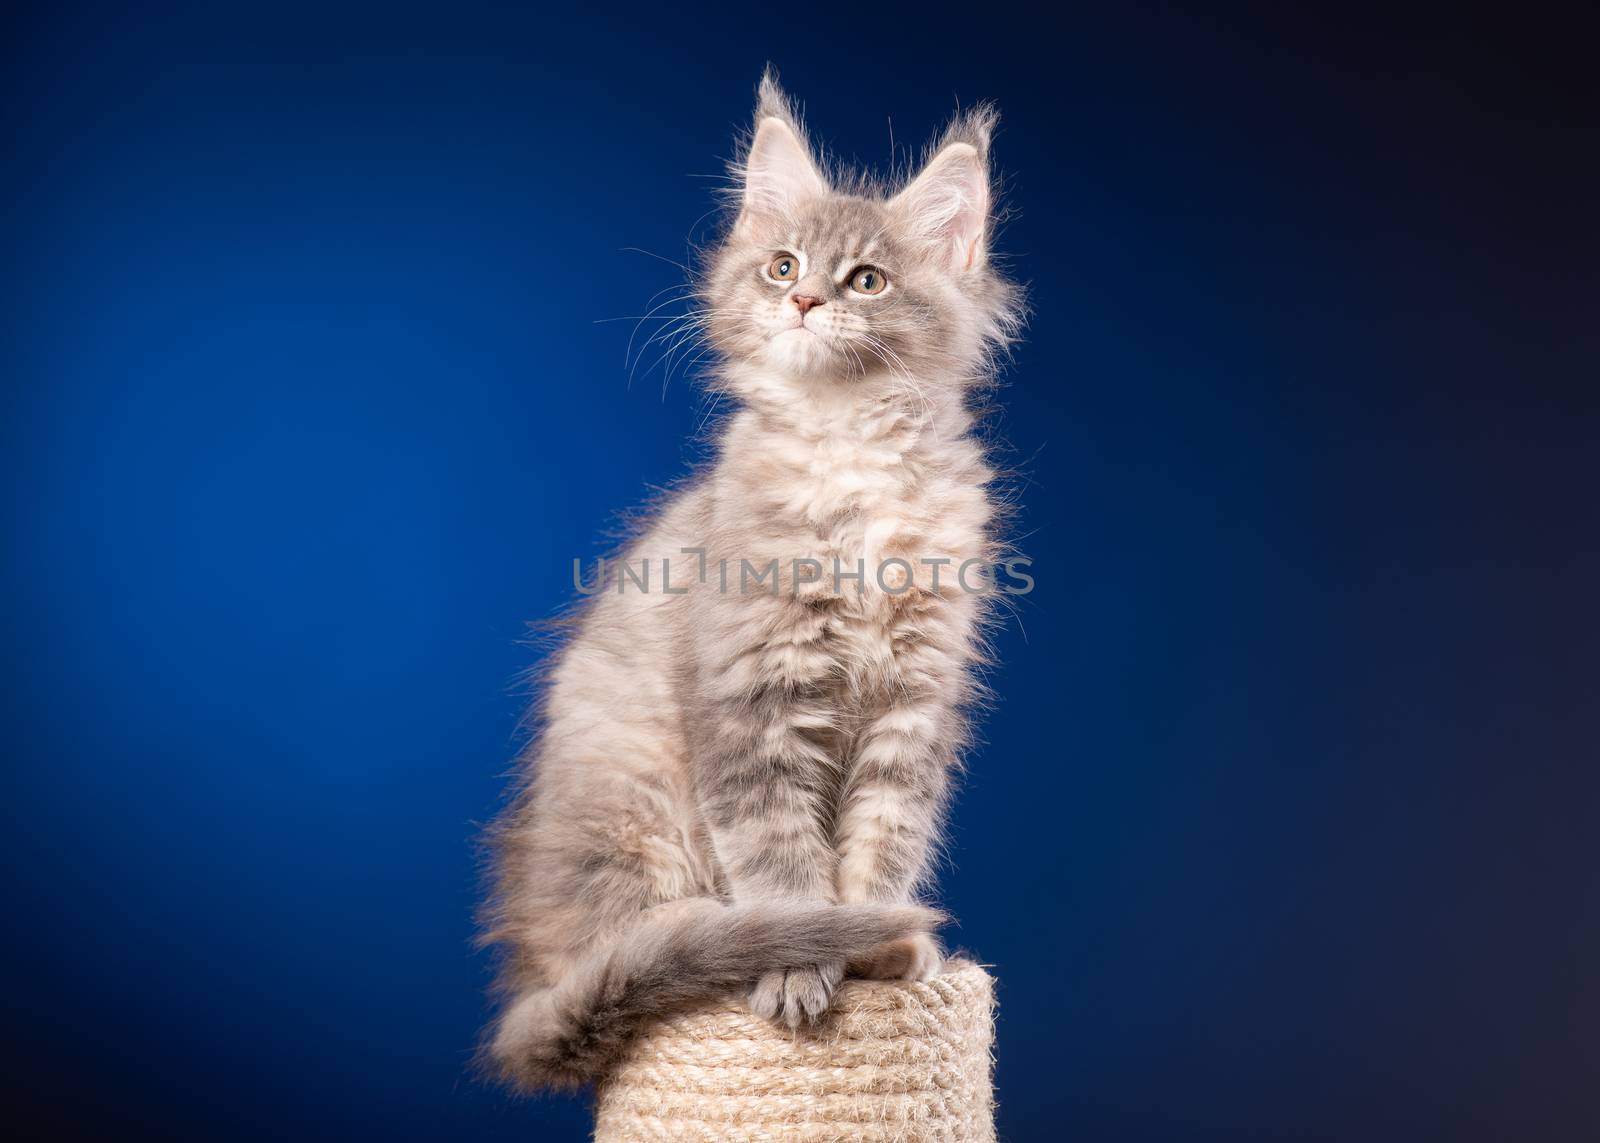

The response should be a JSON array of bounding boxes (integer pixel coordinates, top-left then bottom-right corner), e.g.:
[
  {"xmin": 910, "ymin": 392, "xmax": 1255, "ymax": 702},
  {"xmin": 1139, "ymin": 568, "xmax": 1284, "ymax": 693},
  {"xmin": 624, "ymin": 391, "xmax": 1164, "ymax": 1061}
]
[{"xmin": 792, "ymin": 294, "xmax": 824, "ymax": 315}]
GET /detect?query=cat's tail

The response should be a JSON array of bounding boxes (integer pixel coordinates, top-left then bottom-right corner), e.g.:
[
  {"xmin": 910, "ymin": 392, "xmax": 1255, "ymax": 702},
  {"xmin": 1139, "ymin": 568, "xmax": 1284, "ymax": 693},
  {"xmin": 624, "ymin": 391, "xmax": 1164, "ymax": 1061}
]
[{"xmin": 485, "ymin": 898, "xmax": 941, "ymax": 1091}]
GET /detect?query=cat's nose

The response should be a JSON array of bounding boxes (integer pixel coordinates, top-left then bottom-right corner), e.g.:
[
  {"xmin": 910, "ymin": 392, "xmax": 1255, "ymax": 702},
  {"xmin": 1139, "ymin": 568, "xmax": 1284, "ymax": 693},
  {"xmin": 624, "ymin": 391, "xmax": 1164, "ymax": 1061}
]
[{"xmin": 792, "ymin": 294, "xmax": 825, "ymax": 315}]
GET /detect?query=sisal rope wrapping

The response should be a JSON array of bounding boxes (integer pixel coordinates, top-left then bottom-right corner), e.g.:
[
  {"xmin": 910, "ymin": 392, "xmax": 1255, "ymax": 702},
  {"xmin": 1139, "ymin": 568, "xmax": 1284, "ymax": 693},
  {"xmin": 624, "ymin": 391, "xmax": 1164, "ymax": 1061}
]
[{"xmin": 592, "ymin": 960, "xmax": 996, "ymax": 1142}]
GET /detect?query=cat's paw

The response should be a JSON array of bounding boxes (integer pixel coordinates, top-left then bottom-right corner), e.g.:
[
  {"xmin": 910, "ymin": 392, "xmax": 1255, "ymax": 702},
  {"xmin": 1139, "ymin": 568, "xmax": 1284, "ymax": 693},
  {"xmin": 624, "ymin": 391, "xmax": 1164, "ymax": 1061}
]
[
  {"xmin": 748, "ymin": 962, "xmax": 843, "ymax": 1029},
  {"xmin": 849, "ymin": 932, "xmax": 943, "ymax": 982}
]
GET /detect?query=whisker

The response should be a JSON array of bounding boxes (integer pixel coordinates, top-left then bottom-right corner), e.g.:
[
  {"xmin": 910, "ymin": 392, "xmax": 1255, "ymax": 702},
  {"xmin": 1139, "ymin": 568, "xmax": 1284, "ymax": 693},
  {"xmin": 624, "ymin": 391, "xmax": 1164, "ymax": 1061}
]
[{"xmin": 620, "ymin": 246, "xmax": 690, "ymax": 272}]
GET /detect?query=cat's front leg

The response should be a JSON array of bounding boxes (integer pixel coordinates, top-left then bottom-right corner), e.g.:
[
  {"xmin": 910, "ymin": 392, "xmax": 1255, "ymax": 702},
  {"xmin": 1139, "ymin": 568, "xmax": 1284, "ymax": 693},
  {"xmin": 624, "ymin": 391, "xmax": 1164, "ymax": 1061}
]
[
  {"xmin": 696, "ymin": 657, "xmax": 846, "ymax": 1025},
  {"xmin": 834, "ymin": 662, "xmax": 963, "ymax": 981}
]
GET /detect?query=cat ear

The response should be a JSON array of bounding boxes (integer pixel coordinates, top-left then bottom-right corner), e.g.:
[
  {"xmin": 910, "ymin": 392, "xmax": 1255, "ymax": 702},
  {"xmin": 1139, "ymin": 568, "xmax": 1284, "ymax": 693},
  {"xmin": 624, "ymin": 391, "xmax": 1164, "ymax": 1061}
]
[
  {"xmin": 892, "ymin": 110, "xmax": 995, "ymax": 273},
  {"xmin": 737, "ymin": 74, "xmax": 827, "ymax": 233}
]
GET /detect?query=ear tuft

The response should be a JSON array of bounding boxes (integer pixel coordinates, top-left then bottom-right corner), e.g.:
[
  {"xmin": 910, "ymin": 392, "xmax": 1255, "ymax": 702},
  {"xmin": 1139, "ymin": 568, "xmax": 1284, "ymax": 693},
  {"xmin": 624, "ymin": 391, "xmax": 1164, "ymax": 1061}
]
[
  {"xmin": 938, "ymin": 102, "xmax": 998, "ymax": 162},
  {"xmin": 756, "ymin": 67, "xmax": 797, "ymax": 129}
]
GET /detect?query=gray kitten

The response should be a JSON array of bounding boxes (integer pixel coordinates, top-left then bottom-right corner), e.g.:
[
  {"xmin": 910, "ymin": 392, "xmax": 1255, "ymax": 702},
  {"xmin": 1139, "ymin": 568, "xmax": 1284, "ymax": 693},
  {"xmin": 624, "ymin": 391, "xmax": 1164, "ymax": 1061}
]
[{"xmin": 482, "ymin": 73, "xmax": 1023, "ymax": 1091}]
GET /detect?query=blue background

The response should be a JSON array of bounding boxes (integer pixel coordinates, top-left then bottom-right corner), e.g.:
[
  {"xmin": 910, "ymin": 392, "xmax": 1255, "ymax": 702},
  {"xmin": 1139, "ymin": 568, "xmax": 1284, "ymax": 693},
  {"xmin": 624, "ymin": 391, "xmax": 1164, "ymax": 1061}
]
[{"xmin": 5, "ymin": 3, "xmax": 1596, "ymax": 1139}]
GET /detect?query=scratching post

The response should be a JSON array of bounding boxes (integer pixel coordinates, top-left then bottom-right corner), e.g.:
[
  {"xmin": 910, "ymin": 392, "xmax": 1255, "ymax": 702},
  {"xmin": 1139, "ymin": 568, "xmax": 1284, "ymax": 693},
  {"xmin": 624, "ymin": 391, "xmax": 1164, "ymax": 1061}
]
[{"xmin": 593, "ymin": 960, "xmax": 996, "ymax": 1142}]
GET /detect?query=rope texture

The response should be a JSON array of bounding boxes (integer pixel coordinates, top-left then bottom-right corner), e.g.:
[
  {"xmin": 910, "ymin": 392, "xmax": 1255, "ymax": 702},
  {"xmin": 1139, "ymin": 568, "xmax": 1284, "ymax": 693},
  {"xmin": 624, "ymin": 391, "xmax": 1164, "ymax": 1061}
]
[{"xmin": 593, "ymin": 960, "xmax": 995, "ymax": 1142}]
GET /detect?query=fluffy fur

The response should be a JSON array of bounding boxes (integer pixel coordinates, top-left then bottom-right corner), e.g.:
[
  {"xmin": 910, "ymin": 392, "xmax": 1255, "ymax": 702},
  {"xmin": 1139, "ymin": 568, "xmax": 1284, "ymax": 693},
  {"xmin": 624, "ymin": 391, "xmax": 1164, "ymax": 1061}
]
[{"xmin": 481, "ymin": 72, "xmax": 1024, "ymax": 1091}]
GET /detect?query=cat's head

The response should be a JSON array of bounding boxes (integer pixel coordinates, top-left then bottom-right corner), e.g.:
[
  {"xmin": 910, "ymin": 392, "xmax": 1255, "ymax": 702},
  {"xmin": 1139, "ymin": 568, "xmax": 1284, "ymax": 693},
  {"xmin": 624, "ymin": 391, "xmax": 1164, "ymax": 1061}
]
[{"xmin": 701, "ymin": 74, "xmax": 1021, "ymax": 403}]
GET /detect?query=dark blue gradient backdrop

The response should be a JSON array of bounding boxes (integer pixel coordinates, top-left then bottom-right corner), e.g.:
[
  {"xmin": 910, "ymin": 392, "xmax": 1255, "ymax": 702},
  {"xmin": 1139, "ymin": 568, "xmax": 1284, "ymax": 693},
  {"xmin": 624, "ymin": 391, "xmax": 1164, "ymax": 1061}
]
[{"xmin": 5, "ymin": 3, "xmax": 1596, "ymax": 1139}]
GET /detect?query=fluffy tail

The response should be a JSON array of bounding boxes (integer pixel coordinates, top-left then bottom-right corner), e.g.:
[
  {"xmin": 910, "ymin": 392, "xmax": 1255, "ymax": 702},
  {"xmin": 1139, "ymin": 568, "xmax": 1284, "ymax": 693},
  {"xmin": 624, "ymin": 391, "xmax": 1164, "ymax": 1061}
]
[{"xmin": 486, "ymin": 899, "xmax": 941, "ymax": 1090}]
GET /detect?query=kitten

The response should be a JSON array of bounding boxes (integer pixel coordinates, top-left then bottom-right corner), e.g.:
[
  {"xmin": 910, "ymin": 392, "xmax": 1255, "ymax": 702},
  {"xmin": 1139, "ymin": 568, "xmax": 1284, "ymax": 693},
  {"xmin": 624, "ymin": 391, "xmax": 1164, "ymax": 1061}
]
[{"xmin": 482, "ymin": 72, "xmax": 1023, "ymax": 1091}]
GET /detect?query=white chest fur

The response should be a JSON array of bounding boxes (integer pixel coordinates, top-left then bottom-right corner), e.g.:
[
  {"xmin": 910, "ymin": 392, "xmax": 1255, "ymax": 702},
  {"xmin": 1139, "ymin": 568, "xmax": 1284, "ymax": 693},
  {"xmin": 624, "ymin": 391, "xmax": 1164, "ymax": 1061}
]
[{"xmin": 714, "ymin": 396, "xmax": 992, "ymax": 612}]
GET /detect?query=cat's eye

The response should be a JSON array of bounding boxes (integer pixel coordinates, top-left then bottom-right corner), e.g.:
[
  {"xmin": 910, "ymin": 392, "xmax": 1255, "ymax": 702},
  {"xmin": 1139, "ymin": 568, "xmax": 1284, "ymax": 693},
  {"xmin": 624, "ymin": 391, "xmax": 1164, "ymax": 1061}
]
[
  {"xmin": 768, "ymin": 253, "xmax": 800, "ymax": 282},
  {"xmin": 850, "ymin": 266, "xmax": 888, "ymax": 295}
]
